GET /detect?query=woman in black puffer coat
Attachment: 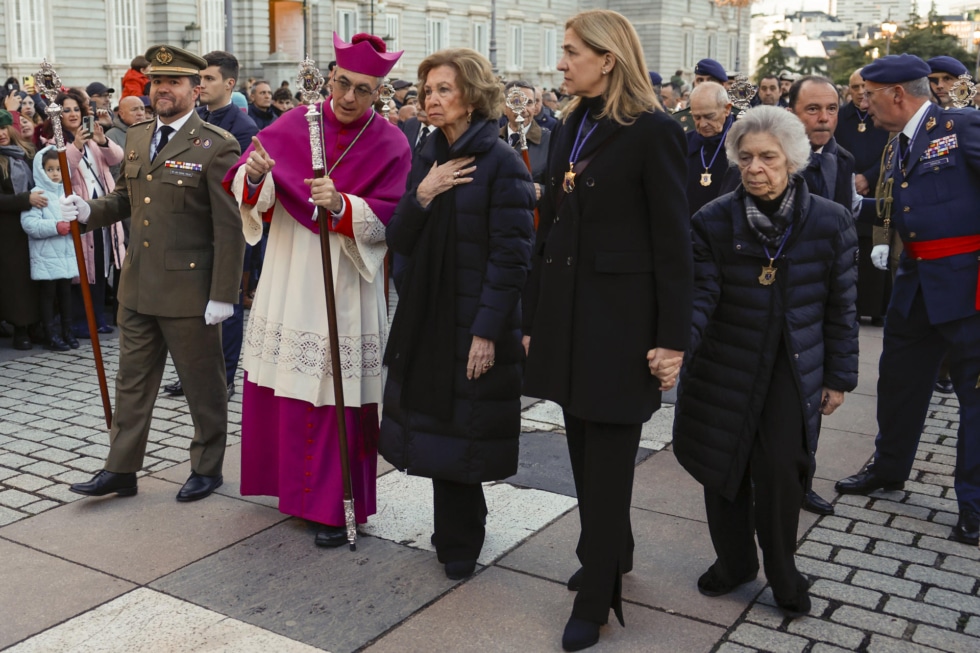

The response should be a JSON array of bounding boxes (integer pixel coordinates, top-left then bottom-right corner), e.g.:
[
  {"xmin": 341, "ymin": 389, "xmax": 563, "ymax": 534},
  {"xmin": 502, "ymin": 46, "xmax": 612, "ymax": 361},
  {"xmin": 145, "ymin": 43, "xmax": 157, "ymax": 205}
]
[
  {"xmin": 380, "ymin": 48, "xmax": 535, "ymax": 581},
  {"xmin": 673, "ymin": 105, "xmax": 858, "ymax": 619}
]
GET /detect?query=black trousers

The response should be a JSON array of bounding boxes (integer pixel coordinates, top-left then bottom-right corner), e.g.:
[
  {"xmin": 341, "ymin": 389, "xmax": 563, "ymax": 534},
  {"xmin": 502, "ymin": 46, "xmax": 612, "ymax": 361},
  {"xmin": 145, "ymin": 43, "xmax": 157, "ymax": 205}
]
[
  {"xmin": 37, "ymin": 278, "xmax": 72, "ymax": 328},
  {"xmin": 431, "ymin": 478, "xmax": 487, "ymax": 563},
  {"xmin": 703, "ymin": 349, "xmax": 810, "ymax": 603},
  {"xmin": 563, "ymin": 413, "xmax": 641, "ymax": 624}
]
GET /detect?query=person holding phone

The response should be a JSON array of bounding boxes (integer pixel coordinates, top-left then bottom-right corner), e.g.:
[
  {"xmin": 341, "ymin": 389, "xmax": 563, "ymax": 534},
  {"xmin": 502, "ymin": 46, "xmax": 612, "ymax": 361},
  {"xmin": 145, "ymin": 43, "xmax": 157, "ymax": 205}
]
[{"xmin": 40, "ymin": 89, "xmax": 125, "ymax": 337}]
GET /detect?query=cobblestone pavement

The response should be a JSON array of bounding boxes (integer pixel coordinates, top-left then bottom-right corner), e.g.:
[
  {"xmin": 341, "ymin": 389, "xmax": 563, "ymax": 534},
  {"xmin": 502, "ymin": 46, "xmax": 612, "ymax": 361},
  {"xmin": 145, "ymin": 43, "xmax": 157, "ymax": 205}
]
[{"xmin": 1, "ymin": 327, "xmax": 978, "ymax": 652}]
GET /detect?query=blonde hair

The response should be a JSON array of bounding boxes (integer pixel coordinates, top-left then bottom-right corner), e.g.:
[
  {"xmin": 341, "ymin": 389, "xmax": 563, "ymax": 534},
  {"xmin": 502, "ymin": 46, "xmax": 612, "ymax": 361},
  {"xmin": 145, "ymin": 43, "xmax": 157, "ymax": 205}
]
[
  {"xmin": 563, "ymin": 10, "xmax": 661, "ymax": 125},
  {"xmin": 418, "ymin": 48, "xmax": 503, "ymax": 122}
]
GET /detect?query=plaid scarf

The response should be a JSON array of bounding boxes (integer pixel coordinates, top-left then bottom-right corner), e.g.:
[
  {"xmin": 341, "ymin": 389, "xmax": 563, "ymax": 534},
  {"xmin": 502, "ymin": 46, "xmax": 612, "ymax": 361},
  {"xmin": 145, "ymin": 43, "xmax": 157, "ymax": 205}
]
[{"xmin": 743, "ymin": 178, "xmax": 797, "ymax": 247}]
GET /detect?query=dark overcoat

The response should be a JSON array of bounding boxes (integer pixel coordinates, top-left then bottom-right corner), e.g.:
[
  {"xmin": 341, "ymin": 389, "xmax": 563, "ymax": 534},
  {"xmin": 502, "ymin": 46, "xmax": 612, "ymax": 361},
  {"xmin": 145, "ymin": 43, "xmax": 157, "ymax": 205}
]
[
  {"xmin": 523, "ymin": 97, "xmax": 693, "ymax": 424},
  {"xmin": 0, "ymin": 154, "xmax": 39, "ymax": 326},
  {"xmin": 672, "ymin": 183, "xmax": 859, "ymax": 500},
  {"xmin": 379, "ymin": 119, "xmax": 535, "ymax": 484}
]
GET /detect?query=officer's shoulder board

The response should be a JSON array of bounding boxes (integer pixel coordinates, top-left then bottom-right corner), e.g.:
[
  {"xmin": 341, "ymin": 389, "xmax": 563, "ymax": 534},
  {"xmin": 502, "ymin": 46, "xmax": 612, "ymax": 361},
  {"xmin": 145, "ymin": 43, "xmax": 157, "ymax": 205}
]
[{"xmin": 200, "ymin": 122, "xmax": 234, "ymax": 140}]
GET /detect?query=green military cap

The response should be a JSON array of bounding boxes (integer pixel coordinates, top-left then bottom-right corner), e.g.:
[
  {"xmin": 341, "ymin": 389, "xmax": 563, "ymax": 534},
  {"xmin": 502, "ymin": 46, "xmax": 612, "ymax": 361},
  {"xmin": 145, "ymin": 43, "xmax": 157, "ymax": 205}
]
[{"xmin": 144, "ymin": 44, "xmax": 206, "ymax": 76}]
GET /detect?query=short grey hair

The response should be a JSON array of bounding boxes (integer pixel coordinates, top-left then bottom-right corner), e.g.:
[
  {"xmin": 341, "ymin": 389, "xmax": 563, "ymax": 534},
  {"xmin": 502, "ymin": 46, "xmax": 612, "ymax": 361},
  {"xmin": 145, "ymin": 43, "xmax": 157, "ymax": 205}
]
[
  {"xmin": 725, "ymin": 105, "xmax": 811, "ymax": 174},
  {"xmin": 902, "ymin": 77, "xmax": 931, "ymax": 98},
  {"xmin": 689, "ymin": 81, "xmax": 729, "ymax": 108}
]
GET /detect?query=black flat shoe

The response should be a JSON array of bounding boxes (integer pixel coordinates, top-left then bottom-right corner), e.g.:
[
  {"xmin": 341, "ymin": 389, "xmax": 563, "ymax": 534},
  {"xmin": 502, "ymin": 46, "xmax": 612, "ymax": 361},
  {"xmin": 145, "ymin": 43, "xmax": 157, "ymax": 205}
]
[
  {"xmin": 12, "ymin": 330, "xmax": 31, "ymax": 350},
  {"xmin": 835, "ymin": 464, "xmax": 904, "ymax": 495},
  {"xmin": 803, "ymin": 489, "xmax": 835, "ymax": 515},
  {"xmin": 62, "ymin": 329, "xmax": 80, "ymax": 349},
  {"xmin": 697, "ymin": 563, "xmax": 759, "ymax": 597},
  {"xmin": 775, "ymin": 575, "xmax": 812, "ymax": 619},
  {"xmin": 445, "ymin": 560, "xmax": 477, "ymax": 580},
  {"xmin": 315, "ymin": 525, "xmax": 348, "ymax": 548},
  {"xmin": 567, "ymin": 567, "xmax": 584, "ymax": 591},
  {"xmin": 176, "ymin": 472, "xmax": 222, "ymax": 502},
  {"xmin": 69, "ymin": 470, "xmax": 137, "ymax": 497},
  {"xmin": 163, "ymin": 380, "xmax": 184, "ymax": 396},
  {"xmin": 562, "ymin": 617, "xmax": 600, "ymax": 652},
  {"xmin": 949, "ymin": 509, "xmax": 980, "ymax": 546}
]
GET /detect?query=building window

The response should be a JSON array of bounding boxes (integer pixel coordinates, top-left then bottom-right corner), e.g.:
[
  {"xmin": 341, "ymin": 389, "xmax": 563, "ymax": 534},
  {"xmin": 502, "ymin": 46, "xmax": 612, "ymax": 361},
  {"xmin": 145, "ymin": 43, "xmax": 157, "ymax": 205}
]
[
  {"xmin": 509, "ymin": 25, "xmax": 524, "ymax": 69},
  {"xmin": 683, "ymin": 32, "xmax": 694, "ymax": 68},
  {"xmin": 730, "ymin": 37, "xmax": 738, "ymax": 70},
  {"xmin": 199, "ymin": 0, "xmax": 223, "ymax": 54},
  {"xmin": 337, "ymin": 8, "xmax": 358, "ymax": 42},
  {"xmin": 473, "ymin": 21, "xmax": 489, "ymax": 58},
  {"xmin": 9, "ymin": 0, "xmax": 46, "ymax": 61},
  {"xmin": 707, "ymin": 33, "xmax": 716, "ymax": 59},
  {"xmin": 542, "ymin": 27, "xmax": 557, "ymax": 70},
  {"xmin": 384, "ymin": 14, "xmax": 400, "ymax": 54},
  {"xmin": 427, "ymin": 17, "xmax": 449, "ymax": 54}
]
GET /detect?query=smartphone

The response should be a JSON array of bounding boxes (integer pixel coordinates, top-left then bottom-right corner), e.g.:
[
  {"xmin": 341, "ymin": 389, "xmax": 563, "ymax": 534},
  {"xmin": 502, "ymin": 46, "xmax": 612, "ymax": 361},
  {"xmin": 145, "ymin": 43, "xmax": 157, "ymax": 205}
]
[
  {"xmin": 83, "ymin": 115, "xmax": 96, "ymax": 133},
  {"xmin": 22, "ymin": 75, "xmax": 34, "ymax": 89}
]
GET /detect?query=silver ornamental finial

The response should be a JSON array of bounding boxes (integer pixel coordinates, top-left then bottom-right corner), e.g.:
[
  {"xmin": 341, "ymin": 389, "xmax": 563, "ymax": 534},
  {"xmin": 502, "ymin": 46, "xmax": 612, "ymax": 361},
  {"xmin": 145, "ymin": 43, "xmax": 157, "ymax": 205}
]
[
  {"xmin": 297, "ymin": 56, "xmax": 325, "ymax": 106},
  {"xmin": 728, "ymin": 74, "xmax": 757, "ymax": 117},
  {"xmin": 505, "ymin": 87, "xmax": 532, "ymax": 129},
  {"xmin": 378, "ymin": 78, "xmax": 395, "ymax": 118},
  {"xmin": 950, "ymin": 73, "xmax": 977, "ymax": 109},
  {"xmin": 35, "ymin": 60, "xmax": 62, "ymax": 105}
]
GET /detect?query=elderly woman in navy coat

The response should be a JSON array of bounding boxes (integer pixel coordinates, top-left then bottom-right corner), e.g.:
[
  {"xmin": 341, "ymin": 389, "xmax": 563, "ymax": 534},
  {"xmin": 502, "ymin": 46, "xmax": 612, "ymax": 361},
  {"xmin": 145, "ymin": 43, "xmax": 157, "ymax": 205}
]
[
  {"xmin": 380, "ymin": 49, "xmax": 535, "ymax": 582},
  {"xmin": 523, "ymin": 10, "xmax": 692, "ymax": 651},
  {"xmin": 673, "ymin": 105, "xmax": 858, "ymax": 619}
]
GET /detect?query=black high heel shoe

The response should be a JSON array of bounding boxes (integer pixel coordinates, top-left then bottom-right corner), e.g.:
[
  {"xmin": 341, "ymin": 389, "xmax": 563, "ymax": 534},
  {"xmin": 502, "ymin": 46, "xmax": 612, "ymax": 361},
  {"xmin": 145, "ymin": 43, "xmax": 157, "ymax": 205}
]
[{"xmin": 562, "ymin": 617, "xmax": 600, "ymax": 652}]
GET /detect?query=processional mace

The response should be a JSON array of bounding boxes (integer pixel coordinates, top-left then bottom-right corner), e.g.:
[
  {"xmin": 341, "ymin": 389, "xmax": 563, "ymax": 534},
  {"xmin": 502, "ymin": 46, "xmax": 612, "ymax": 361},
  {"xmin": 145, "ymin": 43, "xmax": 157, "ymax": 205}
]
[
  {"xmin": 504, "ymin": 87, "xmax": 540, "ymax": 229},
  {"xmin": 36, "ymin": 61, "xmax": 113, "ymax": 429}
]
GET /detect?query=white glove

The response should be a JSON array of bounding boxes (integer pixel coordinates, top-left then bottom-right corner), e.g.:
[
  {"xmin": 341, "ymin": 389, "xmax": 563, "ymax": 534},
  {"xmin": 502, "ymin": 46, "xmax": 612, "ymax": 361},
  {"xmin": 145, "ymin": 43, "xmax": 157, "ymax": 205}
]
[
  {"xmin": 870, "ymin": 245, "xmax": 890, "ymax": 271},
  {"xmin": 204, "ymin": 300, "xmax": 235, "ymax": 325},
  {"xmin": 59, "ymin": 195, "xmax": 91, "ymax": 224}
]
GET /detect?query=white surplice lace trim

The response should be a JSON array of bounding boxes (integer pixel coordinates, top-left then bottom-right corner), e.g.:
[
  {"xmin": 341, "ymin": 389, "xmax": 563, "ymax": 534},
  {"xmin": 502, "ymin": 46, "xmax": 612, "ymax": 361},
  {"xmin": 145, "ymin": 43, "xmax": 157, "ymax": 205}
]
[
  {"xmin": 340, "ymin": 197, "xmax": 388, "ymax": 282},
  {"xmin": 245, "ymin": 314, "xmax": 383, "ymax": 380}
]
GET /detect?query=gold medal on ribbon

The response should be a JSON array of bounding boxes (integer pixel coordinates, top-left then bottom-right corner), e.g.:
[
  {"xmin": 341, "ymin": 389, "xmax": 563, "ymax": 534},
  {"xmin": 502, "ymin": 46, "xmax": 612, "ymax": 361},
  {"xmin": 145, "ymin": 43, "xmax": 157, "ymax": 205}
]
[
  {"xmin": 759, "ymin": 264, "xmax": 777, "ymax": 286},
  {"xmin": 700, "ymin": 171, "xmax": 712, "ymax": 187},
  {"xmin": 563, "ymin": 165, "xmax": 576, "ymax": 193},
  {"xmin": 858, "ymin": 122, "xmax": 866, "ymax": 133}
]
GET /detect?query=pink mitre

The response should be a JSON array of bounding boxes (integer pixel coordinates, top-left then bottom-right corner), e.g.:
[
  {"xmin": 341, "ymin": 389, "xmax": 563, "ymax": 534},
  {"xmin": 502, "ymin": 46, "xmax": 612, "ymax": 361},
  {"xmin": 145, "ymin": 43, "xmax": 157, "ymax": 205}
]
[{"xmin": 333, "ymin": 32, "xmax": 403, "ymax": 78}]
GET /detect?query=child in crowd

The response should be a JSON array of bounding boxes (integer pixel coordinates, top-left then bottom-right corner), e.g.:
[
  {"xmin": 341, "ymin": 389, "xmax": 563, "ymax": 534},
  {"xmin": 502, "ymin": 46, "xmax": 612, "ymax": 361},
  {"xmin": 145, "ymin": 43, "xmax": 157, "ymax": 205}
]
[{"xmin": 20, "ymin": 146, "xmax": 79, "ymax": 351}]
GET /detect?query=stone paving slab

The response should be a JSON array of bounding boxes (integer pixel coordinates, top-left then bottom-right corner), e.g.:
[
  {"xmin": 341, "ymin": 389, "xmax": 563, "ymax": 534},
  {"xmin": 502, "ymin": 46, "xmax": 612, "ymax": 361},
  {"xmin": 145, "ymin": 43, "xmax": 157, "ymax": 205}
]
[
  {"xmin": 5, "ymin": 588, "xmax": 323, "ymax": 653},
  {"xmin": 0, "ymin": 476, "xmax": 286, "ymax": 584},
  {"xmin": 814, "ymin": 426, "xmax": 877, "ymax": 483},
  {"xmin": 498, "ymin": 503, "xmax": 764, "ymax": 628},
  {"xmin": 151, "ymin": 522, "xmax": 458, "ymax": 653},
  {"xmin": 363, "ymin": 566, "xmax": 725, "ymax": 653},
  {"xmin": 507, "ymin": 430, "xmax": 653, "ymax": 498},
  {"xmin": 821, "ymin": 391, "xmax": 880, "ymax": 437},
  {"xmin": 362, "ymin": 471, "xmax": 577, "ymax": 566},
  {"xmin": 0, "ymin": 538, "xmax": 135, "ymax": 649}
]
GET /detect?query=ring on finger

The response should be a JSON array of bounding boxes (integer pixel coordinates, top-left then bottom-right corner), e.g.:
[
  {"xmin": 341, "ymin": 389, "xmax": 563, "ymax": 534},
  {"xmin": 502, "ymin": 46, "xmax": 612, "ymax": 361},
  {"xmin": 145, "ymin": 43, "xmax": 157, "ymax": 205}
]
[{"xmin": 453, "ymin": 170, "xmax": 461, "ymax": 179}]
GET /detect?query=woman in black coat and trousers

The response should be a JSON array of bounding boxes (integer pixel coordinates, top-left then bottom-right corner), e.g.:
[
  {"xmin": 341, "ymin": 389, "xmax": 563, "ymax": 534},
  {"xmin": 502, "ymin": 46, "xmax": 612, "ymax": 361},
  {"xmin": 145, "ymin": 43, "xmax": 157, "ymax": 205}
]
[
  {"xmin": 673, "ymin": 105, "xmax": 858, "ymax": 619},
  {"xmin": 380, "ymin": 49, "xmax": 535, "ymax": 582},
  {"xmin": 522, "ymin": 11, "xmax": 693, "ymax": 651}
]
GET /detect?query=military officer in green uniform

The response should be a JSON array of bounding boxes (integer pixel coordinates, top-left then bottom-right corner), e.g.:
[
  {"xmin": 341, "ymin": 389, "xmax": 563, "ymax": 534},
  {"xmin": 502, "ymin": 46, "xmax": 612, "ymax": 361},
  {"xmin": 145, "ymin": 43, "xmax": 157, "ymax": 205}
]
[
  {"xmin": 674, "ymin": 58, "xmax": 728, "ymax": 133},
  {"xmin": 62, "ymin": 45, "xmax": 244, "ymax": 502}
]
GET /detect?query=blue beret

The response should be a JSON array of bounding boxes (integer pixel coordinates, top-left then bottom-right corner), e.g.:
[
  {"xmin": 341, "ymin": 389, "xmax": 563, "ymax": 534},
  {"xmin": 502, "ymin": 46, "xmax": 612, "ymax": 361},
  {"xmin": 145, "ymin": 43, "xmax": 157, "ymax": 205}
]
[
  {"xmin": 649, "ymin": 71, "xmax": 663, "ymax": 86},
  {"xmin": 694, "ymin": 58, "xmax": 727, "ymax": 83},
  {"xmin": 862, "ymin": 54, "xmax": 931, "ymax": 84},
  {"xmin": 927, "ymin": 56, "xmax": 968, "ymax": 77}
]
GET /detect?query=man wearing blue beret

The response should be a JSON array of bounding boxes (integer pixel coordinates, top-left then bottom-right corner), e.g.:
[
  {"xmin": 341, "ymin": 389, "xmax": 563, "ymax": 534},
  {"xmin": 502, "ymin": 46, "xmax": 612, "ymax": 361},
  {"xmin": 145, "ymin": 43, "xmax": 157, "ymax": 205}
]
[
  {"xmin": 835, "ymin": 54, "xmax": 980, "ymax": 548},
  {"xmin": 675, "ymin": 58, "xmax": 729, "ymax": 133},
  {"xmin": 926, "ymin": 56, "xmax": 969, "ymax": 109}
]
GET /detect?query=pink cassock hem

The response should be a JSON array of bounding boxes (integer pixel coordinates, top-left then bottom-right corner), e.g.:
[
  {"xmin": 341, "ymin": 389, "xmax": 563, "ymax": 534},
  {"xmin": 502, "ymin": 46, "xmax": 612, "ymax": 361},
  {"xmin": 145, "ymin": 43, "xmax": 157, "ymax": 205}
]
[{"xmin": 240, "ymin": 375, "xmax": 378, "ymax": 526}]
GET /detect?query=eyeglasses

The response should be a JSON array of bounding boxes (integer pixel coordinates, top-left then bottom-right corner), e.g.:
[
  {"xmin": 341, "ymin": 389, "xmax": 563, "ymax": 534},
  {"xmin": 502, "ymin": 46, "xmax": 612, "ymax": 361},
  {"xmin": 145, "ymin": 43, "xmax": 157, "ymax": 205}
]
[{"xmin": 333, "ymin": 77, "xmax": 379, "ymax": 100}]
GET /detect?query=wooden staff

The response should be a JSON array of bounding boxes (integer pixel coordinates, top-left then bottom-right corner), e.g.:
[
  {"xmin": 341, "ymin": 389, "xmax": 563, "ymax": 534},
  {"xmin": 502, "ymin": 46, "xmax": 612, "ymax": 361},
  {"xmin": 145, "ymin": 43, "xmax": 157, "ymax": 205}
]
[
  {"xmin": 36, "ymin": 61, "xmax": 112, "ymax": 429},
  {"xmin": 298, "ymin": 57, "xmax": 357, "ymax": 551}
]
